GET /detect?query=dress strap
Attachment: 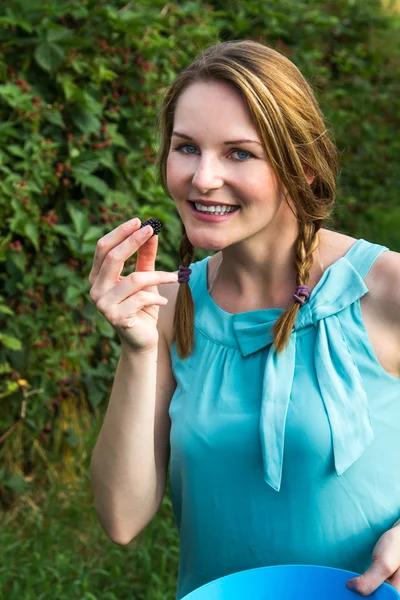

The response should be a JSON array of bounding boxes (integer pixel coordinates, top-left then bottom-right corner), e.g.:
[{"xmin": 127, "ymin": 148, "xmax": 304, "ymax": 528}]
[
  {"xmin": 344, "ymin": 238, "xmax": 389, "ymax": 280},
  {"xmin": 186, "ymin": 258, "xmax": 207, "ymax": 300}
]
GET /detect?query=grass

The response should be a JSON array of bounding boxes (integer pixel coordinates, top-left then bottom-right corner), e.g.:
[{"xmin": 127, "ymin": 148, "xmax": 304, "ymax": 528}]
[{"xmin": 0, "ymin": 417, "xmax": 179, "ymax": 600}]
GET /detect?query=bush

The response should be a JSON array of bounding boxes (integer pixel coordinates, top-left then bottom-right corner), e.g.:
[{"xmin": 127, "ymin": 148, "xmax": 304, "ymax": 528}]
[{"xmin": 0, "ymin": 0, "xmax": 399, "ymax": 507}]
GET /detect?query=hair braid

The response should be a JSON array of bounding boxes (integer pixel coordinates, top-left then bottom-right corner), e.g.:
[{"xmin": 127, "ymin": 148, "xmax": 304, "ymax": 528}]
[
  {"xmin": 173, "ymin": 223, "xmax": 195, "ymax": 359},
  {"xmin": 272, "ymin": 222, "xmax": 321, "ymax": 352}
]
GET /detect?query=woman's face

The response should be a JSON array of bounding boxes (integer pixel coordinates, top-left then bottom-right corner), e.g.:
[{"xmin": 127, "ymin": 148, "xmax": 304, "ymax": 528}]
[{"xmin": 166, "ymin": 80, "xmax": 297, "ymax": 252}]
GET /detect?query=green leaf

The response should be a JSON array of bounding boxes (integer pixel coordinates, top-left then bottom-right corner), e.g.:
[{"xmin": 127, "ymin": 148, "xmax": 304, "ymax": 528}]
[
  {"xmin": 65, "ymin": 279, "xmax": 89, "ymax": 308},
  {"xmin": 0, "ymin": 362, "xmax": 12, "ymax": 375},
  {"xmin": 66, "ymin": 204, "xmax": 90, "ymax": 238},
  {"xmin": 65, "ymin": 286, "xmax": 83, "ymax": 307},
  {"xmin": 105, "ymin": 190, "xmax": 133, "ymax": 208},
  {"xmin": 0, "ymin": 332, "xmax": 22, "ymax": 351},
  {"xmin": 10, "ymin": 252, "xmax": 26, "ymax": 273},
  {"xmin": 7, "ymin": 145, "xmax": 25, "ymax": 158},
  {"xmin": 82, "ymin": 92, "xmax": 103, "ymax": 116},
  {"xmin": 34, "ymin": 42, "xmax": 65, "ymax": 74},
  {"xmin": 83, "ymin": 226, "xmax": 103, "ymax": 242},
  {"xmin": 109, "ymin": 132, "xmax": 128, "ymax": 148},
  {"xmin": 24, "ymin": 223, "xmax": 39, "ymax": 252},
  {"xmin": 52, "ymin": 264, "xmax": 74, "ymax": 279},
  {"xmin": 85, "ymin": 378, "xmax": 105, "ymax": 409},
  {"xmin": 74, "ymin": 173, "xmax": 109, "ymax": 197},
  {"xmin": 44, "ymin": 108, "xmax": 65, "ymax": 129},
  {"xmin": 4, "ymin": 474, "xmax": 29, "ymax": 494},
  {"xmin": 46, "ymin": 28, "xmax": 74, "ymax": 43},
  {"xmin": 52, "ymin": 224, "xmax": 75, "ymax": 239},
  {"xmin": 71, "ymin": 108, "xmax": 101, "ymax": 134},
  {"xmin": 59, "ymin": 78, "xmax": 78, "ymax": 101},
  {"xmin": 0, "ymin": 305, "xmax": 14, "ymax": 316},
  {"xmin": 99, "ymin": 153, "xmax": 118, "ymax": 175},
  {"xmin": 97, "ymin": 318, "xmax": 116, "ymax": 338},
  {"xmin": 0, "ymin": 15, "xmax": 33, "ymax": 33},
  {"xmin": 72, "ymin": 157, "xmax": 100, "ymax": 175}
]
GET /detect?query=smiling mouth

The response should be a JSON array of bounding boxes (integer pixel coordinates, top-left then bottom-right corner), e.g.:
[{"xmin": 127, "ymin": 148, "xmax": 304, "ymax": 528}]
[{"xmin": 189, "ymin": 201, "xmax": 240, "ymax": 214}]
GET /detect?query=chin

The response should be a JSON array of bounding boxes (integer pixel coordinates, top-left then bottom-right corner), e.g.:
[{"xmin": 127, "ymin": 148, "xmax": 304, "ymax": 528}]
[{"xmin": 185, "ymin": 230, "xmax": 228, "ymax": 252}]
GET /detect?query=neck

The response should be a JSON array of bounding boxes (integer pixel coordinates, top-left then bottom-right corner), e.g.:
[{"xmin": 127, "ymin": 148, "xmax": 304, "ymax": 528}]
[{"xmin": 214, "ymin": 228, "xmax": 324, "ymax": 309}]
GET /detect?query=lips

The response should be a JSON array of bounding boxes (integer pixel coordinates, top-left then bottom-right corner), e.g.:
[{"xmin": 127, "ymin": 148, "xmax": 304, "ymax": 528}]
[{"xmin": 188, "ymin": 201, "xmax": 240, "ymax": 222}]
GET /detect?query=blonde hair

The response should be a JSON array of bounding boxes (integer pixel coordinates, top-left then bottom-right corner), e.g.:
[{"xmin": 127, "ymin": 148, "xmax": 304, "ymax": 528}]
[{"xmin": 155, "ymin": 40, "xmax": 338, "ymax": 359}]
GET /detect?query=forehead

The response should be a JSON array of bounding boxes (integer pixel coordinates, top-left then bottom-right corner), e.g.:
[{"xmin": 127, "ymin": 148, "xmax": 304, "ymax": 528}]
[{"xmin": 173, "ymin": 80, "xmax": 258, "ymax": 136}]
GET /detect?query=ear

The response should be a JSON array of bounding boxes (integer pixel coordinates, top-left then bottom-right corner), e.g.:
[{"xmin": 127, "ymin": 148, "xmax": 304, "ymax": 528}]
[{"xmin": 304, "ymin": 168, "xmax": 315, "ymax": 185}]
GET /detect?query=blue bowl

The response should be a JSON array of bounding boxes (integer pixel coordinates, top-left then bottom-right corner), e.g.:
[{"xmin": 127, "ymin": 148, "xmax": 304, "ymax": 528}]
[{"xmin": 181, "ymin": 565, "xmax": 400, "ymax": 599}]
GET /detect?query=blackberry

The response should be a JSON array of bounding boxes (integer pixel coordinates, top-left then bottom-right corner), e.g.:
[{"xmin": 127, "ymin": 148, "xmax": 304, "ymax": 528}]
[{"xmin": 140, "ymin": 218, "xmax": 162, "ymax": 236}]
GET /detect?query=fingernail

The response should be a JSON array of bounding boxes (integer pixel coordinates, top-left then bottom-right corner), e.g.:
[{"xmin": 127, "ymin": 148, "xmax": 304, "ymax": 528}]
[
  {"xmin": 141, "ymin": 225, "xmax": 152, "ymax": 234},
  {"xmin": 347, "ymin": 580, "xmax": 357, "ymax": 591}
]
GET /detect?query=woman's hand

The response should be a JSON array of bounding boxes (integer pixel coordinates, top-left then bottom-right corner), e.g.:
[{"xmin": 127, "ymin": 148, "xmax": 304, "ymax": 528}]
[
  {"xmin": 346, "ymin": 523, "xmax": 400, "ymax": 595},
  {"xmin": 88, "ymin": 218, "xmax": 178, "ymax": 354}
]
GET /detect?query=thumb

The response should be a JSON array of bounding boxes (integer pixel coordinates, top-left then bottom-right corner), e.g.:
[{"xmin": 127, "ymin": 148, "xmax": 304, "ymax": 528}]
[{"xmin": 347, "ymin": 562, "xmax": 389, "ymax": 596}]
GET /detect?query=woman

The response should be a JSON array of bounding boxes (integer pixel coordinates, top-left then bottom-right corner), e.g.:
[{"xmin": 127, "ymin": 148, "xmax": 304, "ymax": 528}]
[{"xmin": 89, "ymin": 40, "xmax": 400, "ymax": 599}]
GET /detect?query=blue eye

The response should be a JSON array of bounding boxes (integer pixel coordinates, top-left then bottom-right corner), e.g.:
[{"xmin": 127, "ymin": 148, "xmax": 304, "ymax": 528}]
[{"xmin": 175, "ymin": 144, "xmax": 254, "ymax": 162}]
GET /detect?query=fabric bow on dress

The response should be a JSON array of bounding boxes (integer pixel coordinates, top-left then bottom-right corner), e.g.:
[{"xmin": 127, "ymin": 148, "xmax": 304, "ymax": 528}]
[{"xmin": 232, "ymin": 257, "xmax": 372, "ymax": 492}]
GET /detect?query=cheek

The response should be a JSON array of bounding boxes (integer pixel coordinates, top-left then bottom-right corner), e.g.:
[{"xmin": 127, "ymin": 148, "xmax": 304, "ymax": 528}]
[
  {"xmin": 237, "ymin": 172, "xmax": 276, "ymax": 202},
  {"xmin": 166, "ymin": 154, "xmax": 185, "ymax": 194}
]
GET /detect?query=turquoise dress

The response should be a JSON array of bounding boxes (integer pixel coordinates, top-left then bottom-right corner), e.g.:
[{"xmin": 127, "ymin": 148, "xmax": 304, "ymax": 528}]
[{"xmin": 168, "ymin": 238, "xmax": 400, "ymax": 600}]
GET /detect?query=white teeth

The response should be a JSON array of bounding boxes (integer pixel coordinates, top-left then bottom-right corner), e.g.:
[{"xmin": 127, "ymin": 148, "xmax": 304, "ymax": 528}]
[{"xmin": 194, "ymin": 202, "xmax": 238, "ymax": 214}]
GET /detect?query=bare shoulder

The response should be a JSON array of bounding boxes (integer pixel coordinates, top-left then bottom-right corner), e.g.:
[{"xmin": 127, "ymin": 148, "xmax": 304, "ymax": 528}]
[
  {"xmin": 319, "ymin": 229, "xmax": 358, "ymax": 267},
  {"xmin": 158, "ymin": 281, "xmax": 179, "ymax": 349},
  {"xmin": 364, "ymin": 247, "xmax": 400, "ymax": 329},
  {"xmin": 322, "ymin": 230, "xmax": 400, "ymax": 377},
  {"xmin": 323, "ymin": 229, "xmax": 400, "ymax": 328}
]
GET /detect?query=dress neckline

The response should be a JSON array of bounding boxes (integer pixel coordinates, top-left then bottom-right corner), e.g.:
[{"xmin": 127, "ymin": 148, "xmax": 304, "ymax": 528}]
[{"xmin": 204, "ymin": 238, "xmax": 363, "ymax": 318}]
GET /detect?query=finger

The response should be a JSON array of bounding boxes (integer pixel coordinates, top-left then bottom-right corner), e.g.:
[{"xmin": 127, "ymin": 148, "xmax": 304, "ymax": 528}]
[
  {"xmin": 135, "ymin": 224, "xmax": 158, "ymax": 273},
  {"xmin": 135, "ymin": 223, "xmax": 169, "ymax": 297},
  {"xmin": 91, "ymin": 223, "xmax": 155, "ymax": 298},
  {"xmin": 89, "ymin": 218, "xmax": 142, "ymax": 285},
  {"xmin": 385, "ymin": 567, "xmax": 400, "ymax": 592},
  {"xmin": 99, "ymin": 271, "xmax": 179, "ymax": 307},
  {"xmin": 347, "ymin": 562, "xmax": 392, "ymax": 596},
  {"xmin": 100, "ymin": 290, "xmax": 170, "ymax": 326}
]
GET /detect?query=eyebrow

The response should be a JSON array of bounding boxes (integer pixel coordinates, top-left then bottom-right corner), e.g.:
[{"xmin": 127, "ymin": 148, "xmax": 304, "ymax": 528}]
[{"xmin": 172, "ymin": 131, "xmax": 263, "ymax": 146}]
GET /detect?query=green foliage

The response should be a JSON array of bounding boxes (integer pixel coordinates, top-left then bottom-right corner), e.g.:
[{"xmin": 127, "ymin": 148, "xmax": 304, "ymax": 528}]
[
  {"xmin": 0, "ymin": 425, "xmax": 179, "ymax": 599},
  {"xmin": 0, "ymin": 0, "xmax": 399, "ymax": 509}
]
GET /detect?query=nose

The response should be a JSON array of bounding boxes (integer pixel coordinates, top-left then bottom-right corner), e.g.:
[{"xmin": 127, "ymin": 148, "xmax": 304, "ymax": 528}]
[{"xmin": 191, "ymin": 154, "xmax": 224, "ymax": 193}]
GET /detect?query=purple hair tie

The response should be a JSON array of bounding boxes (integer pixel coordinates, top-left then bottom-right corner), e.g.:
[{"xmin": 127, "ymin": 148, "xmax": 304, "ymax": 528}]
[
  {"xmin": 178, "ymin": 265, "xmax": 192, "ymax": 284},
  {"xmin": 293, "ymin": 285, "xmax": 310, "ymax": 306}
]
